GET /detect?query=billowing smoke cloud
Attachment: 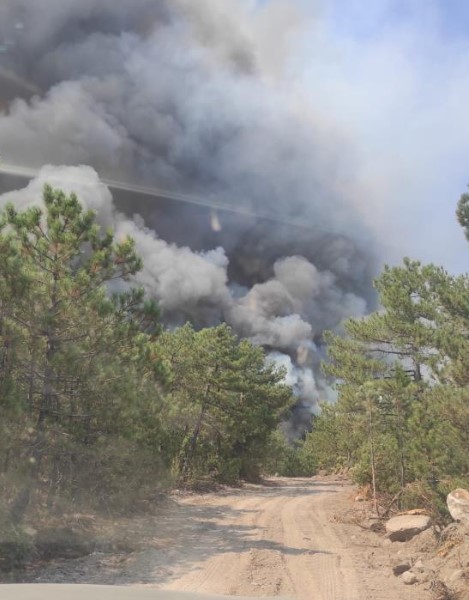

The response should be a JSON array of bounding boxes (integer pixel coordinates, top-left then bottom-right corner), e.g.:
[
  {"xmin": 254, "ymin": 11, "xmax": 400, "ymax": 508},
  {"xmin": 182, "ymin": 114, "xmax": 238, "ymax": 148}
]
[
  {"xmin": 0, "ymin": 166, "xmax": 231, "ymax": 313},
  {"xmin": 0, "ymin": 1, "xmax": 379, "ymax": 433},
  {"xmin": 267, "ymin": 351, "xmax": 319, "ymax": 439},
  {"xmin": 0, "ymin": 165, "xmax": 363, "ymax": 435},
  {"xmin": 0, "ymin": 0, "xmax": 367, "ymax": 227},
  {"xmin": 227, "ymin": 255, "xmax": 366, "ymax": 349}
]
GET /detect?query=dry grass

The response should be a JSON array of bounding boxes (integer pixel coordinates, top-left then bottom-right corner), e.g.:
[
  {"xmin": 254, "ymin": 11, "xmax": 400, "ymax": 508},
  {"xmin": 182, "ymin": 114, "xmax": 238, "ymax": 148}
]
[
  {"xmin": 437, "ymin": 536, "xmax": 463, "ymax": 558},
  {"xmin": 430, "ymin": 578, "xmax": 462, "ymax": 600}
]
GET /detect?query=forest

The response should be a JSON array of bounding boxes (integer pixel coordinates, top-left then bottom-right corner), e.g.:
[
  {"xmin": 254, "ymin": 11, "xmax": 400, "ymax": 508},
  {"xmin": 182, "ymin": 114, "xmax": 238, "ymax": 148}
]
[
  {"xmin": 1, "ymin": 183, "xmax": 469, "ymax": 535},
  {"xmin": 0, "ymin": 185, "xmax": 295, "ymax": 528},
  {"xmin": 303, "ymin": 191, "xmax": 469, "ymax": 517}
]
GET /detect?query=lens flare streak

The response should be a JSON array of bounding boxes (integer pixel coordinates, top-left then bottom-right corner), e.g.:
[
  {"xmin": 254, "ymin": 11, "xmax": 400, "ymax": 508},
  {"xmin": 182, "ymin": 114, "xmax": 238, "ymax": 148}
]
[{"xmin": 0, "ymin": 162, "xmax": 313, "ymax": 229}]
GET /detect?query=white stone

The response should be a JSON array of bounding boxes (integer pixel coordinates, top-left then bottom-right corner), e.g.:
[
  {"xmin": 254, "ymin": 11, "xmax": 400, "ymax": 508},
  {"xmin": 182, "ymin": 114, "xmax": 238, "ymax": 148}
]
[
  {"xmin": 385, "ymin": 515, "xmax": 431, "ymax": 542},
  {"xmin": 447, "ymin": 489, "xmax": 469, "ymax": 526},
  {"xmin": 401, "ymin": 571, "xmax": 418, "ymax": 585},
  {"xmin": 413, "ymin": 559, "xmax": 425, "ymax": 572}
]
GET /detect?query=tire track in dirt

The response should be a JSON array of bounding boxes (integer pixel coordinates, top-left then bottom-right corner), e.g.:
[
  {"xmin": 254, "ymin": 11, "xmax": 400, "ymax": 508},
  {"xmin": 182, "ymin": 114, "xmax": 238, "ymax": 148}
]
[
  {"xmin": 161, "ymin": 478, "xmax": 429, "ymax": 600},
  {"xmin": 281, "ymin": 488, "xmax": 359, "ymax": 599},
  {"xmin": 164, "ymin": 495, "xmax": 266, "ymax": 595},
  {"xmin": 30, "ymin": 477, "xmax": 432, "ymax": 600},
  {"xmin": 228, "ymin": 495, "xmax": 294, "ymax": 597},
  {"xmin": 164, "ymin": 479, "xmax": 360, "ymax": 599}
]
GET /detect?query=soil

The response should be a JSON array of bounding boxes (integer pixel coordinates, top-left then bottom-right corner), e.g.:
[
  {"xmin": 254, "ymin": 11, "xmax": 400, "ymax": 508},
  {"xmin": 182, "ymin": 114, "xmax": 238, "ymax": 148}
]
[{"xmin": 15, "ymin": 476, "xmax": 439, "ymax": 600}]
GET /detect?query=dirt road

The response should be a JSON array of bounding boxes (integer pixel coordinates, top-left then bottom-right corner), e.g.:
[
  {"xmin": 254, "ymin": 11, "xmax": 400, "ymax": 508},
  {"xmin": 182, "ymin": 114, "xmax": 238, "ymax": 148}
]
[
  {"xmin": 31, "ymin": 478, "xmax": 430, "ymax": 600},
  {"xmin": 163, "ymin": 478, "xmax": 358, "ymax": 599}
]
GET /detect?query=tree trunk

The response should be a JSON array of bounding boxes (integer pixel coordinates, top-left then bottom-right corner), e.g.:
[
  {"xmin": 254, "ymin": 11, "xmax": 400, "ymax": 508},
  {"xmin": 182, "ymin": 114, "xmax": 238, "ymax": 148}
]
[
  {"xmin": 395, "ymin": 396, "xmax": 406, "ymax": 500},
  {"xmin": 10, "ymin": 272, "xmax": 59, "ymax": 523},
  {"xmin": 180, "ymin": 399, "xmax": 207, "ymax": 482},
  {"xmin": 368, "ymin": 396, "xmax": 379, "ymax": 516}
]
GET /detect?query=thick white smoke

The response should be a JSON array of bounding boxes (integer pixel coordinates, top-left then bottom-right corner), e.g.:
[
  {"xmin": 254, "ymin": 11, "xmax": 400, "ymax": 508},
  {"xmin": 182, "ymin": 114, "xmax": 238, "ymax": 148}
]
[
  {"xmin": 0, "ymin": 165, "xmax": 363, "ymax": 335},
  {"xmin": 0, "ymin": 166, "xmax": 230, "ymax": 312}
]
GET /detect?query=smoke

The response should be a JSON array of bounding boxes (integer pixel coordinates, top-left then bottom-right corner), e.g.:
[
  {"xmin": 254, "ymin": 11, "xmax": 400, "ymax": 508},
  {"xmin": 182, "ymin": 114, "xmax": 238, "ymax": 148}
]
[
  {"xmin": 0, "ymin": 1, "xmax": 363, "ymax": 225},
  {"xmin": 267, "ymin": 351, "xmax": 324, "ymax": 439},
  {"xmin": 0, "ymin": 164, "xmax": 363, "ymax": 431},
  {"xmin": 0, "ymin": 165, "xmax": 231, "ymax": 313},
  {"xmin": 0, "ymin": 1, "xmax": 380, "ymax": 433},
  {"xmin": 294, "ymin": 1, "xmax": 469, "ymax": 273},
  {"xmin": 227, "ymin": 255, "xmax": 367, "ymax": 350}
]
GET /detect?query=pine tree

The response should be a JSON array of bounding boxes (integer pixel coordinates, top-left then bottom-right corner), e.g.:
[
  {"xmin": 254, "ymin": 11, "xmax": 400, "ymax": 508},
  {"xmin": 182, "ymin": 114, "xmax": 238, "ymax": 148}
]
[
  {"xmin": 159, "ymin": 324, "xmax": 292, "ymax": 482},
  {"xmin": 312, "ymin": 260, "xmax": 441, "ymax": 496},
  {"xmin": 0, "ymin": 185, "xmax": 163, "ymax": 520},
  {"xmin": 308, "ymin": 253, "xmax": 469, "ymax": 509}
]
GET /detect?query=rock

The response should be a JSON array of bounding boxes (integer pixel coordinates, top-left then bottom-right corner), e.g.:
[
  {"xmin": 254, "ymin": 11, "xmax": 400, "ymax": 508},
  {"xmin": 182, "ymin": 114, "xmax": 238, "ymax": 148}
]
[
  {"xmin": 393, "ymin": 563, "xmax": 411, "ymax": 576},
  {"xmin": 385, "ymin": 514, "xmax": 431, "ymax": 542},
  {"xmin": 447, "ymin": 569, "xmax": 466, "ymax": 584},
  {"xmin": 361, "ymin": 517, "xmax": 384, "ymax": 533},
  {"xmin": 401, "ymin": 571, "xmax": 418, "ymax": 585},
  {"xmin": 416, "ymin": 571, "xmax": 431, "ymax": 584},
  {"xmin": 447, "ymin": 488, "xmax": 469, "ymax": 525},
  {"xmin": 406, "ymin": 527, "xmax": 437, "ymax": 553},
  {"xmin": 408, "ymin": 560, "xmax": 434, "ymax": 585},
  {"xmin": 354, "ymin": 494, "xmax": 366, "ymax": 502},
  {"xmin": 412, "ymin": 559, "xmax": 425, "ymax": 572}
]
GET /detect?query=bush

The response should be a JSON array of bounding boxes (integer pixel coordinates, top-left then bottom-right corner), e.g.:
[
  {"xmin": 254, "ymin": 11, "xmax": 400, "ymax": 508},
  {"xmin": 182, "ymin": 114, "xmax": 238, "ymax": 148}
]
[
  {"xmin": 401, "ymin": 476, "xmax": 469, "ymax": 523},
  {"xmin": 262, "ymin": 430, "xmax": 316, "ymax": 477},
  {"xmin": 0, "ymin": 505, "xmax": 35, "ymax": 574}
]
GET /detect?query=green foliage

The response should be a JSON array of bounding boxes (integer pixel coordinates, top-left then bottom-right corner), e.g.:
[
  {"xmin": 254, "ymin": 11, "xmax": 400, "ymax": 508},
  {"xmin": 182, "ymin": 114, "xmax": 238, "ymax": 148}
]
[
  {"xmin": 158, "ymin": 323, "xmax": 293, "ymax": 483},
  {"xmin": 303, "ymin": 404, "xmax": 353, "ymax": 471},
  {"xmin": 401, "ymin": 476, "xmax": 469, "ymax": 524},
  {"xmin": 456, "ymin": 188, "xmax": 469, "ymax": 242},
  {"xmin": 308, "ymin": 247, "xmax": 469, "ymax": 516},
  {"xmin": 0, "ymin": 185, "xmax": 299, "ymax": 524},
  {"xmin": 262, "ymin": 430, "xmax": 316, "ymax": 477},
  {"xmin": 0, "ymin": 186, "xmax": 167, "ymax": 520}
]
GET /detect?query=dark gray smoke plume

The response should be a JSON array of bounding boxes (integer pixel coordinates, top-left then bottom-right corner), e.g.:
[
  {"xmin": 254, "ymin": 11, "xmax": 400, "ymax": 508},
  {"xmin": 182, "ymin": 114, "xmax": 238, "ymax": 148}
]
[{"xmin": 0, "ymin": 0, "xmax": 377, "ymax": 433}]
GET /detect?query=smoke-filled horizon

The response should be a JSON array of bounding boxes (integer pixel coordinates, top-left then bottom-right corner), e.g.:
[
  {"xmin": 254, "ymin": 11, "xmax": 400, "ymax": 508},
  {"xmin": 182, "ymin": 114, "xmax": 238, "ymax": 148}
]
[
  {"xmin": 0, "ymin": 165, "xmax": 365, "ymax": 429},
  {"xmin": 0, "ymin": 0, "xmax": 384, "ymax": 430}
]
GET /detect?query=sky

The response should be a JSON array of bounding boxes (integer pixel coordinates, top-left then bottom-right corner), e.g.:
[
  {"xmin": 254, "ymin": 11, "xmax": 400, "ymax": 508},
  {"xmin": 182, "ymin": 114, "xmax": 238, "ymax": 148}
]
[{"xmin": 261, "ymin": 0, "xmax": 469, "ymax": 273}]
